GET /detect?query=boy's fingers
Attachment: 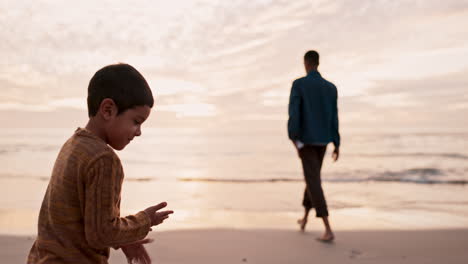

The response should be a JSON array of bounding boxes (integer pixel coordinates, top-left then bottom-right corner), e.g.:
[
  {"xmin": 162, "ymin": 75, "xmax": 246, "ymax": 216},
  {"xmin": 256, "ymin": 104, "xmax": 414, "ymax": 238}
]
[
  {"xmin": 139, "ymin": 238, "xmax": 154, "ymax": 245},
  {"xmin": 141, "ymin": 246, "xmax": 151, "ymax": 264},
  {"xmin": 155, "ymin": 210, "xmax": 174, "ymax": 216},
  {"xmin": 151, "ymin": 202, "xmax": 167, "ymax": 212},
  {"xmin": 120, "ymin": 238, "xmax": 153, "ymax": 247},
  {"xmin": 153, "ymin": 211, "xmax": 173, "ymax": 219}
]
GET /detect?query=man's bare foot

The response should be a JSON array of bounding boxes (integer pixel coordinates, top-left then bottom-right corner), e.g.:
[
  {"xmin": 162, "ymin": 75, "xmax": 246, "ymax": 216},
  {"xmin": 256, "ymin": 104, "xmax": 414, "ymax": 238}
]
[
  {"xmin": 297, "ymin": 218, "xmax": 307, "ymax": 231},
  {"xmin": 316, "ymin": 232, "xmax": 334, "ymax": 243}
]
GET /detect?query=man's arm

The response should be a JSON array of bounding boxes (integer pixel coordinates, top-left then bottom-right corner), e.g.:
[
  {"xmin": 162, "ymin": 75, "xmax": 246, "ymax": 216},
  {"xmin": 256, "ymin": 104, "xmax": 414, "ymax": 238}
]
[
  {"xmin": 83, "ymin": 153, "xmax": 151, "ymax": 249},
  {"xmin": 332, "ymin": 87, "xmax": 340, "ymax": 161},
  {"xmin": 288, "ymin": 80, "xmax": 302, "ymax": 141}
]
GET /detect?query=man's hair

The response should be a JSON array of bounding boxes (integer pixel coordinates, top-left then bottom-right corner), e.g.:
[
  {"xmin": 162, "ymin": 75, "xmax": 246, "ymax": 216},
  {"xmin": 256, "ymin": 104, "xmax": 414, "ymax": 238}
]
[
  {"xmin": 87, "ymin": 63, "xmax": 154, "ymax": 117},
  {"xmin": 304, "ymin": 50, "xmax": 319, "ymax": 66}
]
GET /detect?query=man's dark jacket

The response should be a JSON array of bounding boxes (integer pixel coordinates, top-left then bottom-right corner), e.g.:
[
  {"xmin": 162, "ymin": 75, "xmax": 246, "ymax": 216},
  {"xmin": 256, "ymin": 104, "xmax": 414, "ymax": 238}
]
[{"xmin": 288, "ymin": 70, "xmax": 340, "ymax": 147}]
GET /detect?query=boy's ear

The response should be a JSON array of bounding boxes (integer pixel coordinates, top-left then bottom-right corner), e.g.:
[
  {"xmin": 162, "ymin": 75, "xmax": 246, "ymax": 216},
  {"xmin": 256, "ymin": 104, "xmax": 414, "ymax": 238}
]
[{"xmin": 99, "ymin": 98, "xmax": 118, "ymax": 120}]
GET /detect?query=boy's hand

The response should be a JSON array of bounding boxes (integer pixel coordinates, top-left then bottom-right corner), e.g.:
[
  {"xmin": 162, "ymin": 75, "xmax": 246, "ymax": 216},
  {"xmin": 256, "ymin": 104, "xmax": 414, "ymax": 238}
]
[
  {"xmin": 121, "ymin": 238, "xmax": 153, "ymax": 264},
  {"xmin": 143, "ymin": 202, "xmax": 174, "ymax": 226}
]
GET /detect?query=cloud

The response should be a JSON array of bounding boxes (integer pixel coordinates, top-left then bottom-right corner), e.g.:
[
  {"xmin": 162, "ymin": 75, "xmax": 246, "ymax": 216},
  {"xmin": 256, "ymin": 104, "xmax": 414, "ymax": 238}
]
[
  {"xmin": 335, "ymin": 69, "xmax": 468, "ymax": 129},
  {"xmin": 157, "ymin": 103, "xmax": 217, "ymax": 117},
  {"xmin": 365, "ymin": 68, "xmax": 468, "ymax": 107},
  {"xmin": 0, "ymin": 97, "xmax": 86, "ymax": 112},
  {"xmin": 150, "ymin": 78, "xmax": 207, "ymax": 96},
  {"xmin": 1, "ymin": 0, "xmax": 468, "ymax": 129}
]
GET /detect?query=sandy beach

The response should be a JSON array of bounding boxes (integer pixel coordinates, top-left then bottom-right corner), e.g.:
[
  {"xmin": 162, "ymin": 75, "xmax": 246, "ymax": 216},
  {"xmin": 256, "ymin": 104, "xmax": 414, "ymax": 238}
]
[{"xmin": 4, "ymin": 228, "xmax": 468, "ymax": 264}]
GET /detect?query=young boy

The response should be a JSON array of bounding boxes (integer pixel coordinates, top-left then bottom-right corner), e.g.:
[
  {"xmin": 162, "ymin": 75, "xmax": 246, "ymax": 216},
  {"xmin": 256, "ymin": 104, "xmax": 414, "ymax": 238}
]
[{"xmin": 27, "ymin": 64, "xmax": 173, "ymax": 264}]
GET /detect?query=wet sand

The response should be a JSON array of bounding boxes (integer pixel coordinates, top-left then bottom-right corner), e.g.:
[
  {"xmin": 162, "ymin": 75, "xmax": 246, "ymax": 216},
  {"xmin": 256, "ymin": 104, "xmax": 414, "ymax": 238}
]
[{"xmin": 6, "ymin": 228, "xmax": 468, "ymax": 264}]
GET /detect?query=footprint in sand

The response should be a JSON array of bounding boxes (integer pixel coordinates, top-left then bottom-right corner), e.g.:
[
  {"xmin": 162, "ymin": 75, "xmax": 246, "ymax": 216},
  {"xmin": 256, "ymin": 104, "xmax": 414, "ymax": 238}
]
[{"xmin": 349, "ymin": 249, "xmax": 363, "ymax": 259}]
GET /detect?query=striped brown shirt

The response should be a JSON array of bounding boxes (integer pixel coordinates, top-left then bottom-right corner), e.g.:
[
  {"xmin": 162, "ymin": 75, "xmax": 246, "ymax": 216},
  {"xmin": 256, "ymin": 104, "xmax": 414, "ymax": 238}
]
[{"xmin": 28, "ymin": 128, "xmax": 151, "ymax": 263}]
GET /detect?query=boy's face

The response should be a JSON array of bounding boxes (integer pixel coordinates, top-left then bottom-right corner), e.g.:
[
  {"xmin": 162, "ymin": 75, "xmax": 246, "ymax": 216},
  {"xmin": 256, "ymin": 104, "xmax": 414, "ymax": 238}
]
[{"xmin": 106, "ymin": 105, "xmax": 151, "ymax": 150}]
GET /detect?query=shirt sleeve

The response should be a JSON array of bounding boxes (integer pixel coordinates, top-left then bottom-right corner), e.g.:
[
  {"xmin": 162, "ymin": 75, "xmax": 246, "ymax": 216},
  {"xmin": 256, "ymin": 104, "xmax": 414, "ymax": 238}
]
[
  {"xmin": 288, "ymin": 80, "xmax": 302, "ymax": 141},
  {"xmin": 332, "ymin": 87, "xmax": 341, "ymax": 148},
  {"xmin": 83, "ymin": 152, "xmax": 151, "ymax": 249}
]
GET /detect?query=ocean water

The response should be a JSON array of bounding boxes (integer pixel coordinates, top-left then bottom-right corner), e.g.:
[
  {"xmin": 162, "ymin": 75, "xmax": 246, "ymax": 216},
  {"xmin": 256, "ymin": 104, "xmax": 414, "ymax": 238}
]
[
  {"xmin": 1, "ymin": 127, "xmax": 468, "ymax": 235},
  {"xmin": 1, "ymin": 127, "xmax": 467, "ymax": 185}
]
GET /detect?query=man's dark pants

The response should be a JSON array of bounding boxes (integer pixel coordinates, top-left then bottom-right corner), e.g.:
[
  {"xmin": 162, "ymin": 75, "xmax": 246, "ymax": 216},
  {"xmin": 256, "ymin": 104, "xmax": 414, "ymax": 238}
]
[{"xmin": 299, "ymin": 145, "xmax": 329, "ymax": 217}]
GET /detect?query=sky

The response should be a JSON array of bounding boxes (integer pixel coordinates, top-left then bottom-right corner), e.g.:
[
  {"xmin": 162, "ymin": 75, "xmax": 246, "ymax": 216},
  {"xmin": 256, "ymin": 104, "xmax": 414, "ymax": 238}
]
[{"xmin": 1, "ymin": 0, "xmax": 468, "ymax": 131}]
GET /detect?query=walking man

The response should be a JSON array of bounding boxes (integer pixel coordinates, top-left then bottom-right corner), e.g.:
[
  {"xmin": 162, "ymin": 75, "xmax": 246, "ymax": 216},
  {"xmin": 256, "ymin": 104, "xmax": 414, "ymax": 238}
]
[{"xmin": 288, "ymin": 50, "xmax": 340, "ymax": 242}]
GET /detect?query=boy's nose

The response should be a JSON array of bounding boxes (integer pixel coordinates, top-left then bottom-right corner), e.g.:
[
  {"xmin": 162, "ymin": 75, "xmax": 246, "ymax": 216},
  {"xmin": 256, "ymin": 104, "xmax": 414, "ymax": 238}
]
[{"xmin": 135, "ymin": 127, "xmax": 142, "ymax": 137}]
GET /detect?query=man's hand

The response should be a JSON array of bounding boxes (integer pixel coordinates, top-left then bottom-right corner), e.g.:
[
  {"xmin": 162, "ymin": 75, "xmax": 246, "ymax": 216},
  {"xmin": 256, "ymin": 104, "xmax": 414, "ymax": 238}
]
[
  {"xmin": 291, "ymin": 140, "xmax": 301, "ymax": 157},
  {"xmin": 121, "ymin": 238, "xmax": 153, "ymax": 264},
  {"xmin": 143, "ymin": 202, "xmax": 174, "ymax": 226},
  {"xmin": 291, "ymin": 140, "xmax": 298, "ymax": 150},
  {"xmin": 332, "ymin": 147, "xmax": 340, "ymax": 162}
]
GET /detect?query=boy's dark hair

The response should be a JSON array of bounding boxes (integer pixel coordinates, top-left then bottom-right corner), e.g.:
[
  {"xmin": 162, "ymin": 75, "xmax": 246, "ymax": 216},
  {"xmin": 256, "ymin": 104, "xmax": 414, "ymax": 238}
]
[
  {"xmin": 304, "ymin": 50, "xmax": 319, "ymax": 66},
  {"xmin": 87, "ymin": 63, "xmax": 154, "ymax": 117}
]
